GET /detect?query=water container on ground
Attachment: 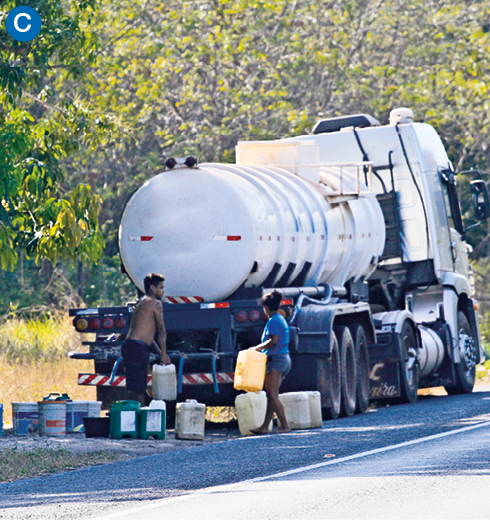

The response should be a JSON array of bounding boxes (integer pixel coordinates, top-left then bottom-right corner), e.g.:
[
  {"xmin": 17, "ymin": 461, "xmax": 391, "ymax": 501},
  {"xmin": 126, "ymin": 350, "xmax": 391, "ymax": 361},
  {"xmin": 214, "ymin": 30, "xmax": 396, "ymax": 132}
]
[
  {"xmin": 305, "ymin": 391, "xmax": 322, "ymax": 428},
  {"xmin": 139, "ymin": 401, "xmax": 166, "ymax": 439},
  {"xmin": 234, "ymin": 350, "xmax": 267, "ymax": 393},
  {"xmin": 38, "ymin": 401, "xmax": 67, "ymax": 435},
  {"xmin": 279, "ymin": 392, "xmax": 311, "ymax": 430},
  {"xmin": 12, "ymin": 402, "xmax": 39, "ymax": 435},
  {"xmin": 175, "ymin": 400, "xmax": 205, "ymax": 440},
  {"xmin": 66, "ymin": 401, "xmax": 102, "ymax": 433},
  {"xmin": 109, "ymin": 400, "xmax": 140, "ymax": 439},
  {"xmin": 152, "ymin": 364, "xmax": 177, "ymax": 401},
  {"xmin": 235, "ymin": 391, "xmax": 272, "ymax": 436}
]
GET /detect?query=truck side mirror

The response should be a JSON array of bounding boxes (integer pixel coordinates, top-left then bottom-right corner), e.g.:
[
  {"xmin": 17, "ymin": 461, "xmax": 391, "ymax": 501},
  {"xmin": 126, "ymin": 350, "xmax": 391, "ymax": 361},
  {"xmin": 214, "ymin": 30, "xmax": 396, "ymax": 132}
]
[{"xmin": 471, "ymin": 179, "xmax": 490, "ymax": 221}]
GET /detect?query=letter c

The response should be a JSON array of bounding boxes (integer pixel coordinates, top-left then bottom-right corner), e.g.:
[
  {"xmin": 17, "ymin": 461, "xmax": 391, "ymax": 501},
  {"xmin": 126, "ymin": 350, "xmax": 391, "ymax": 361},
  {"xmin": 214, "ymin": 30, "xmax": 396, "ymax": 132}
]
[
  {"xmin": 369, "ymin": 363, "xmax": 384, "ymax": 381},
  {"xmin": 14, "ymin": 13, "xmax": 31, "ymax": 33}
]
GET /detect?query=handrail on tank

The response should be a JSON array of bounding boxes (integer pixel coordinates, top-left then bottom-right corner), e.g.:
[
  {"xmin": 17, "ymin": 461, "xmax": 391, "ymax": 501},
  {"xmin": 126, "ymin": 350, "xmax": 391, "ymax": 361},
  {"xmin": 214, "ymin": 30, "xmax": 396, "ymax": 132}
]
[{"xmin": 271, "ymin": 161, "xmax": 374, "ymax": 195}]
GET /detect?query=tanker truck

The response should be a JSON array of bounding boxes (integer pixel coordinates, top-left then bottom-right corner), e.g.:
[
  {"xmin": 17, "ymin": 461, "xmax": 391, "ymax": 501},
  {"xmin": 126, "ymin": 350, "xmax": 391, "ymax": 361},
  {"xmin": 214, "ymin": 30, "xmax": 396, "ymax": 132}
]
[{"xmin": 69, "ymin": 107, "xmax": 490, "ymax": 419}]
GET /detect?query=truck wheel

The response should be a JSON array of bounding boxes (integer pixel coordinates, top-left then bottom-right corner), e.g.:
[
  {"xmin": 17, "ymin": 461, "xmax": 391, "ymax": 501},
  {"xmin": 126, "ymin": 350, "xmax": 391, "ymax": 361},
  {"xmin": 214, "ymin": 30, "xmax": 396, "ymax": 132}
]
[
  {"xmin": 335, "ymin": 326, "xmax": 357, "ymax": 417},
  {"xmin": 399, "ymin": 320, "xmax": 419, "ymax": 404},
  {"xmin": 322, "ymin": 333, "xmax": 342, "ymax": 420},
  {"xmin": 353, "ymin": 325, "xmax": 370, "ymax": 414},
  {"xmin": 445, "ymin": 311, "xmax": 476, "ymax": 395}
]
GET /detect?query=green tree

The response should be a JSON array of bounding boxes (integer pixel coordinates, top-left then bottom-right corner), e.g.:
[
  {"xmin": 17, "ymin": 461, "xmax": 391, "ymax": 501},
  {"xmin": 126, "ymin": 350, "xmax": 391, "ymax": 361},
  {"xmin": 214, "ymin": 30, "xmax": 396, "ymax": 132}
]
[{"xmin": 0, "ymin": 0, "xmax": 110, "ymax": 270}]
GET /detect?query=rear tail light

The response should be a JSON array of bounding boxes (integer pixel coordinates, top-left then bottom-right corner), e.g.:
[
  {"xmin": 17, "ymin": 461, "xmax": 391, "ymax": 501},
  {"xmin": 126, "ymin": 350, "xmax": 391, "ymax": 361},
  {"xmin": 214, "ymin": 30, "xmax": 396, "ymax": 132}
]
[
  {"xmin": 75, "ymin": 318, "xmax": 88, "ymax": 331},
  {"xmin": 89, "ymin": 318, "xmax": 101, "ymax": 330},
  {"xmin": 235, "ymin": 310, "xmax": 248, "ymax": 323},
  {"xmin": 115, "ymin": 316, "xmax": 127, "ymax": 329},
  {"xmin": 248, "ymin": 310, "xmax": 260, "ymax": 322},
  {"xmin": 102, "ymin": 317, "xmax": 114, "ymax": 329}
]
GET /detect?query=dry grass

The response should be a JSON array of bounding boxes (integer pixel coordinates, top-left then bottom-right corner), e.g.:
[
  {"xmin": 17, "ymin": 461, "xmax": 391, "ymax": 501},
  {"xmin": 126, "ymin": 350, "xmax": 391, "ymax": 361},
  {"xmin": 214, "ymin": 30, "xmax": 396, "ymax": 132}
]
[
  {"xmin": 0, "ymin": 317, "xmax": 96, "ymax": 428},
  {"xmin": 0, "ymin": 447, "xmax": 119, "ymax": 483},
  {"xmin": 0, "ymin": 356, "xmax": 96, "ymax": 428}
]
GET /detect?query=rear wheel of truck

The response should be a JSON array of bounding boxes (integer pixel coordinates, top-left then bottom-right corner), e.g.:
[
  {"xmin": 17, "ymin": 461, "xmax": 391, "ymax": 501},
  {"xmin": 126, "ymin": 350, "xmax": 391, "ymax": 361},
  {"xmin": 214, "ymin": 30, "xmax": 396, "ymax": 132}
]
[
  {"xmin": 445, "ymin": 311, "xmax": 476, "ymax": 395},
  {"xmin": 399, "ymin": 320, "xmax": 419, "ymax": 404},
  {"xmin": 335, "ymin": 325, "xmax": 357, "ymax": 417},
  {"xmin": 352, "ymin": 325, "xmax": 370, "ymax": 414},
  {"xmin": 322, "ymin": 333, "xmax": 342, "ymax": 420}
]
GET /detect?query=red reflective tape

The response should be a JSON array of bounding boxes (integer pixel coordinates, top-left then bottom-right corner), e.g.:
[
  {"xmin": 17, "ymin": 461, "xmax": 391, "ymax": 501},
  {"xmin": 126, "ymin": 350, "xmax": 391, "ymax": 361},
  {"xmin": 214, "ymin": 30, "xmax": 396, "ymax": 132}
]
[
  {"xmin": 141, "ymin": 236, "xmax": 153, "ymax": 241},
  {"xmin": 186, "ymin": 375, "xmax": 198, "ymax": 384},
  {"xmin": 200, "ymin": 374, "xmax": 213, "ymax": 384},
  {"xmin": 79, "ymin": 374, "xmax": 97, "ymax": 385},
  {"xmin": 281, "ymin": 299, "xmax": 293, "ymax": 306},
  {"xmin": 181, "ymin": 297, "xmax": 192, "ymax": 304},
  {"xmin": 227, "ymin": 236, "xmax": 241, "ymax": 241},
  {"xmin": 112, "ymin": 376, "xmax": 125, "ymax": 386},
  {"xmin": 215, "ymin": 302, "xmax": 230, "ymax": 308}
]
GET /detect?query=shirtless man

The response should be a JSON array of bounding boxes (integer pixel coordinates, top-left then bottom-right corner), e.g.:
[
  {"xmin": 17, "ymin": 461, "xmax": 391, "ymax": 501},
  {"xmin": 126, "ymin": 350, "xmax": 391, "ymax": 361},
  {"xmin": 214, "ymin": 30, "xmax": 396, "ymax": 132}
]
[{"xmin": 121, "ymin": 273, "xmax": 172, "ymax": 406}]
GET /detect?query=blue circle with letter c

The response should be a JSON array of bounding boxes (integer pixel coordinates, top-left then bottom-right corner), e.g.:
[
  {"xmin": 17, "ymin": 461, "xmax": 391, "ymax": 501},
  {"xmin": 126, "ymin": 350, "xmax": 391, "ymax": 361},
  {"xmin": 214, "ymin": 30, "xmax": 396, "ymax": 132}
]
[{"xmin": 6, "ymin": 6, "xmax": 42, "ymax": 42}]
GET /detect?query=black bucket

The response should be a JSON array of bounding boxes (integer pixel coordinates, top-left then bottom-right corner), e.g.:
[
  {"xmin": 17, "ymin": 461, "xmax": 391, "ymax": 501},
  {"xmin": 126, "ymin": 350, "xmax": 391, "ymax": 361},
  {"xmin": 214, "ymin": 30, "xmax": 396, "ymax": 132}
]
[{"xmin": 83, "ymin": 417, "xmax": 110, "ymax": 438}]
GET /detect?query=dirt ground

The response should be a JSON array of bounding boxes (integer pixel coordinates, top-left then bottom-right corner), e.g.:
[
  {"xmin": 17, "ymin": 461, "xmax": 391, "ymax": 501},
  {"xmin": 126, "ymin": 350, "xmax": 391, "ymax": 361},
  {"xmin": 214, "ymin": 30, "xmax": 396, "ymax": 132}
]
[{"xmin": 0, "ymin": 423, "xmax": 238, "ymax": 457}]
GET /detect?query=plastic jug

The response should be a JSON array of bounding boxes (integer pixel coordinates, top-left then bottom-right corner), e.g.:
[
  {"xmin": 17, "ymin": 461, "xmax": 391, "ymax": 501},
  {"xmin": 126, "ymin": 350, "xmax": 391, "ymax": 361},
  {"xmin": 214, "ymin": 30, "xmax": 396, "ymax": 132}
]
[
  {"xmin": 109, "ymin": 400, "xmax": 140, "ymax": 439},
  {"xmin": 235, "ymin": 391, "xmax": 272, "ymax": 436},
  {"xmin": 152, "ymin": 364, "xmax": 177, "ymax": 401},
  {"xmin": 305, "ymin": 391, "xmax": 322, "ymax": 428},
  {"xmin": 139, "ymin": 403, "xmax": 166, "ymax": 440},
  {"xmin": 175, "ymin": 399, "xmax": 206, "ymax": 440},
  {"xmin": 234, "ymin": 350, "xmax": 267, "ymax": 392},
  {"xmin": 279, "ymin": 392, "xmax": 311, "ymax": 430}
]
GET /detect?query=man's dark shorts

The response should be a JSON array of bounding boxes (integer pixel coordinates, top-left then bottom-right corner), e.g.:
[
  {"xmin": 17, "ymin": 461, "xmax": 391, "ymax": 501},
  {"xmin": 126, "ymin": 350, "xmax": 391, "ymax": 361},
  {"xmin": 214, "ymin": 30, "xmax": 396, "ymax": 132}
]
[{"xmin": 121, "ymin": 339, "xmax": 149, "ymax": 392}]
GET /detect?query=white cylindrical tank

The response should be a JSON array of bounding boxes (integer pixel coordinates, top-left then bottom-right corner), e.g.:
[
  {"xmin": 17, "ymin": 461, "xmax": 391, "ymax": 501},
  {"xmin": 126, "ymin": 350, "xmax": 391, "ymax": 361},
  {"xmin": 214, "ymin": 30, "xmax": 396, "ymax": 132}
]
[{"xmin": 119, "ymin": 163, "xmax": 385, "ymax": 301}]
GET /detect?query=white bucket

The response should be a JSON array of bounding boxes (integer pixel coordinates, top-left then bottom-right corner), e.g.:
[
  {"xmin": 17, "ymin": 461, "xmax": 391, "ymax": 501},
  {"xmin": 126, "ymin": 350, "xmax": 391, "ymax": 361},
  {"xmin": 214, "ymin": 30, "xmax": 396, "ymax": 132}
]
[
  {"xmin": 38, "ymin": 401, "xmax": 67, "ymax": 436},
  {"xmin": 175, "ymin": 399, "xmax": 205, "ymax": 440},
  {"xmin": 152, "ymin": 364, "xmax": 177, "ymax": 401},
  {"xmin": 235, "ymin": 391, "xmax": 272, "ymax": 436},
  {"xmin": 279, "ymin": 392, "xmax": 311, "ymax": 430},
  {"xmin": 305, "ymin": 391, "xmax": 322, "ymax": 428},
  {"xmin": 12, "ymin": 402, "xmax": 39, "ymax": 435},
  {"xmin": 66, "ymin": 401, "xmax": 102, "ymax": 433}
]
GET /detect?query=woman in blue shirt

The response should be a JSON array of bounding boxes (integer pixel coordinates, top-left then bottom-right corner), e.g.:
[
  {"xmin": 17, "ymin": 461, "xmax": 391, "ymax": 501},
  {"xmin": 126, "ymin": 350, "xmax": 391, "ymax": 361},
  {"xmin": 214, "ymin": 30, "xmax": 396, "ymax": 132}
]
[{"xmin": 250, "ymin": 290, "xmax": 291, "ymax": 434}]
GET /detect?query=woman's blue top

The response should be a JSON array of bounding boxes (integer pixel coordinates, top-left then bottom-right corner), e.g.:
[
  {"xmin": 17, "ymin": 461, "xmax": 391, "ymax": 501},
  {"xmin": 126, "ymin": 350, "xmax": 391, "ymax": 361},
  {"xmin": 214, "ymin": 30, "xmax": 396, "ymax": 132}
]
[{"xmin": 261, "ymin": 313, "xmax": 290, "ymax": 357}]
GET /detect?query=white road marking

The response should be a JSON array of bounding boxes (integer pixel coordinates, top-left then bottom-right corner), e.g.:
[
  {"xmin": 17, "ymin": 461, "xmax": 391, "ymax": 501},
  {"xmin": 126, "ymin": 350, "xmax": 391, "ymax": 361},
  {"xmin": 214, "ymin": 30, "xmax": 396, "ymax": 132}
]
[{"xmin": 92, "ymin": 420, "xmax": 490, "ymax": 520}]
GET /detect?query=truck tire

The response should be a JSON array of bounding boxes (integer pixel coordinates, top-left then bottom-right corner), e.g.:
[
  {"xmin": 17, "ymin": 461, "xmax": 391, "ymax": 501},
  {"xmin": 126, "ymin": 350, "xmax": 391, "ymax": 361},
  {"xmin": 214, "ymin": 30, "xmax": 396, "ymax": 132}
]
[
  {"xmin": 335, "ymin": 326, "xmax": 357, "ymax": 417},
  {"xmin": 445, "ymin": 311, "xmax": 476, "ymax": 395},
  {"xmin": 322, "ymin": 333, "xmax": 342, "ymax": 420},
  {"xmin": 399, "ymin": 320, "xmax": 419, "ymax": 404},
  {"xmin": 352, "ymin": 325, "xmax": 370, "ymax": 414}
]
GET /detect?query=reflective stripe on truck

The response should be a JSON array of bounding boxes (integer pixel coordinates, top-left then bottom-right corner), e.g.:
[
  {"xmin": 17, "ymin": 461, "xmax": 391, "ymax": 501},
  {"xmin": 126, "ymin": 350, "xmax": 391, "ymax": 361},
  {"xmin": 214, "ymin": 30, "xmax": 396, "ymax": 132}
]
[{"xmin": 78, "ymin": 372, "xmax": 235, "ymax": 386}]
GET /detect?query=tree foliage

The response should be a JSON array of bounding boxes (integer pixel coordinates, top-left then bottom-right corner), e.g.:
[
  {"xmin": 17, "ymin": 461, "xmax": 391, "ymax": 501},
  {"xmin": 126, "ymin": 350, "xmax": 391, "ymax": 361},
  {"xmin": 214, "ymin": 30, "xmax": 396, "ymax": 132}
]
[
  {"xmin": 4, "ymin": 0, "xmax": 490, "ymax": 309},
  {"xmin": 0, "ymin": 0, "xmax": 110, "ymax": 269}
]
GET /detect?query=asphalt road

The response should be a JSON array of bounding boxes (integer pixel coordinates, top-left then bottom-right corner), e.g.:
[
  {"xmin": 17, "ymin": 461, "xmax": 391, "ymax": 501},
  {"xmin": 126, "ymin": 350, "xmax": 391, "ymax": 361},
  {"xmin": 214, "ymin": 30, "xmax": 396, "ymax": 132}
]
[{"xmin": 2, "ymin": 387, "xmax": 490, "ymax": 520}]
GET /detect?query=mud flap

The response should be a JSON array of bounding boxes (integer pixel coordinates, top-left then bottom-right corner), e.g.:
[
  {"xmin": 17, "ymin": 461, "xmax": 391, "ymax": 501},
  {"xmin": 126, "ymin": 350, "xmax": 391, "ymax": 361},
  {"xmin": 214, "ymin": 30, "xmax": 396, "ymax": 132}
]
[{"xmin": 368, "ymin": 332, "xmax": 402, "ymax": 399}]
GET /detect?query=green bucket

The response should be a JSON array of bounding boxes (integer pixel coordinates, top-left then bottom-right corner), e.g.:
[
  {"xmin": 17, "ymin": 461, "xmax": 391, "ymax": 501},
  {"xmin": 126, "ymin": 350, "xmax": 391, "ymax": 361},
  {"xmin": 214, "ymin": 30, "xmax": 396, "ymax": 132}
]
[{"xmin": 109, "ymin": 400, "xmax": 140, "ymax": 439}]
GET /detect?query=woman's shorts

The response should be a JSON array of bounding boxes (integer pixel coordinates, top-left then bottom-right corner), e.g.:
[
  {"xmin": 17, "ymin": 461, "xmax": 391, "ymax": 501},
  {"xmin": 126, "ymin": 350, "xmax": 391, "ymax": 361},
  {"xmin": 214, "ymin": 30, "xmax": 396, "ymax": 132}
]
[{"xmin": 266, "ymin": 353, "xmax": 291, "ymax": 378}]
